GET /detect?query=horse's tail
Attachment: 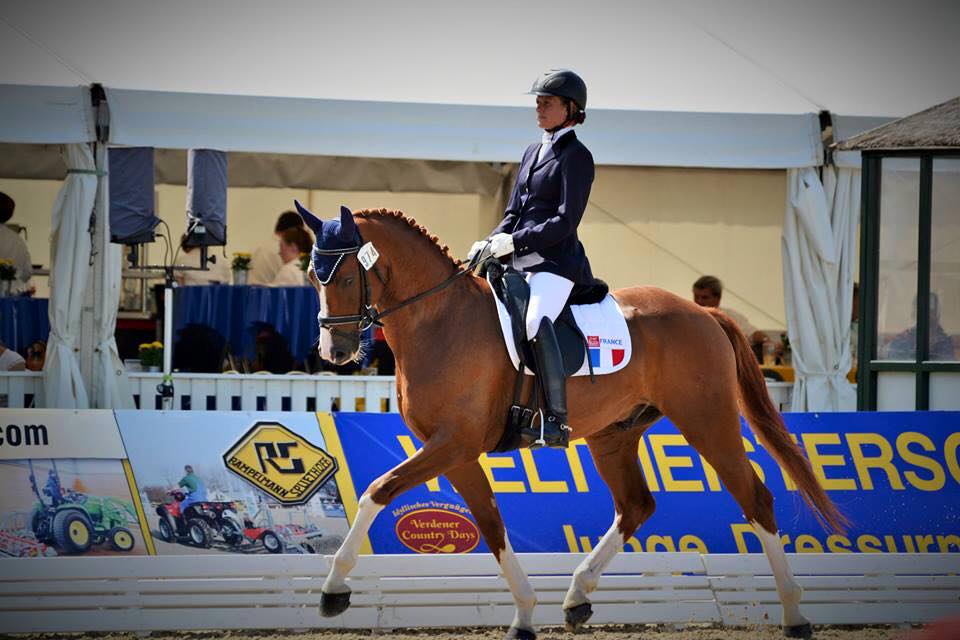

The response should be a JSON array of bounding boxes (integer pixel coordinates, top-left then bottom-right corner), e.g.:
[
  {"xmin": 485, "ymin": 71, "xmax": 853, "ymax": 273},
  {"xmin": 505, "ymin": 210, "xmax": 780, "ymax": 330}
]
[{"xmin": 707, "ymin": 308, "xmax": 848, "ymax": 533}]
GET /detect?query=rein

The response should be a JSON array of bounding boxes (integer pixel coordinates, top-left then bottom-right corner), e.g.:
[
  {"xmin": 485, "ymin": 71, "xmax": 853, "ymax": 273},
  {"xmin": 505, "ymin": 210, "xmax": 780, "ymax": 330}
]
[{"xmin": 316, "ymin": 242, "xmax": 471, "ymax": 332}]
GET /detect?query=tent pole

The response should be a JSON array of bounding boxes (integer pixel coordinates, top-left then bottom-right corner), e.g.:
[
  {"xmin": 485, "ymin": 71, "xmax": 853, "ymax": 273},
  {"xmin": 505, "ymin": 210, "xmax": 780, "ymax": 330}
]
[{"xmin": 160, "ymin": 268, "xmax": 175, "ymax": 410}]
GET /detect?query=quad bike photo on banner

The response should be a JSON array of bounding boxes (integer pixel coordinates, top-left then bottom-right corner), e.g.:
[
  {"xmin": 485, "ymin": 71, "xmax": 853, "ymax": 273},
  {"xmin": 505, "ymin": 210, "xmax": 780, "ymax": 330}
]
[{"xmin": 155, "ymin": 487, "xmax": 246, "ymax": 550}]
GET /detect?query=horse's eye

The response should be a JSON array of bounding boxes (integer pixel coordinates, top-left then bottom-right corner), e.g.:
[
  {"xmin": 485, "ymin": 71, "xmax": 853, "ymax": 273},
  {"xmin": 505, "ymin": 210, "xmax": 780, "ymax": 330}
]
[{"xmin": 343, "ymin": 276, "xmax": 355, "ymax": 286}]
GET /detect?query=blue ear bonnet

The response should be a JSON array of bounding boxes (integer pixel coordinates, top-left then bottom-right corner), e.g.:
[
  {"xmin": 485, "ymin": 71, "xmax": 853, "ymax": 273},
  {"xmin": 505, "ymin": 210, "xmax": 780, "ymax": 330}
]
[{"xmin": 294, "ymin": 201, "xmax": 360, "ymax": 285}]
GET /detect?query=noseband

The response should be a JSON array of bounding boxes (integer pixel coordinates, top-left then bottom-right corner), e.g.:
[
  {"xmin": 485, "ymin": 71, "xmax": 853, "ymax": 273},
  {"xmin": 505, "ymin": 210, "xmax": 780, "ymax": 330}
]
[{"xmin": 315, "ymin": 241, "xmax": 471, "ymax": 334}]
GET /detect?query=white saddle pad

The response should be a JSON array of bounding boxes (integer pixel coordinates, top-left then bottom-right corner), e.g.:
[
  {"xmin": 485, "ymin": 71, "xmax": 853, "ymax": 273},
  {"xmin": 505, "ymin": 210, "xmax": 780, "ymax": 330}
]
[{"xmin": 491, "ymin": 292, "xmax": 632, "ymax": 376}]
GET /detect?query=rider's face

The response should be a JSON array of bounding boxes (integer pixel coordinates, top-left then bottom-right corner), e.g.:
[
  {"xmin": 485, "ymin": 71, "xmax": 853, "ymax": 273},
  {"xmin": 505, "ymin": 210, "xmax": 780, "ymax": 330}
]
[{"xmin": 536, "ymin": 96, "xmax": 569, "ymax": 130}]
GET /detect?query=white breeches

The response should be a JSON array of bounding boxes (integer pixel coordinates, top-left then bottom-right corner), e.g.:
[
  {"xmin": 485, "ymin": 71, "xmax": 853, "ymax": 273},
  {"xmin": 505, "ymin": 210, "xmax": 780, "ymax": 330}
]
[{"xmin": 524, "ymin": 271, "xmax": 574, "ymax": 340}]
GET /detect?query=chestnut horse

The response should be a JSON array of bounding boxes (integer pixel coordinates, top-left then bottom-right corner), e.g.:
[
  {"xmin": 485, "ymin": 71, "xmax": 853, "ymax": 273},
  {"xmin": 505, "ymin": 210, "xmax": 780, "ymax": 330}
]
[{"xmin": 297, "ymin": 204, "xmax": 844, "ymax": 640}]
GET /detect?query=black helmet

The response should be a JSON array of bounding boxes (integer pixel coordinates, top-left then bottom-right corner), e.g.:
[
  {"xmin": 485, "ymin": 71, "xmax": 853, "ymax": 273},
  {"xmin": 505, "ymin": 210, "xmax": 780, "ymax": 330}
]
[{"xmin": 528, "ymin": 69, "xmax": 587, "ymax": 111}]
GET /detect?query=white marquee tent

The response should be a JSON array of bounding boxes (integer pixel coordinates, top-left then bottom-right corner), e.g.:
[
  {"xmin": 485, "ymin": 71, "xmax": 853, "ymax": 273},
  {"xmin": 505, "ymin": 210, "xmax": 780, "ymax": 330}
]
[{"xmin": 1, "ymin": 0, "xmax": 957, "ymax": 409}]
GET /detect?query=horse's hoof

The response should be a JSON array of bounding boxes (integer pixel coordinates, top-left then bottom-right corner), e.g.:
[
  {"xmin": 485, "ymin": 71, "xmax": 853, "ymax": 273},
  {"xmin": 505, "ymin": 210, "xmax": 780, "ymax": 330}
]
[
  {"xmin": 564, "ymin": 602, "xmax": 593, "ymax": 631},
  {"xmin": 784, "ymin": 622, "xmax": 813, "ymax": 639},
  {"xmin": 320, "ymin": 590, "xmax": 351, "ymax": 617},
  {"xmin": 504, "ymin": 626, "xmax": 536, "ymax": 640}
]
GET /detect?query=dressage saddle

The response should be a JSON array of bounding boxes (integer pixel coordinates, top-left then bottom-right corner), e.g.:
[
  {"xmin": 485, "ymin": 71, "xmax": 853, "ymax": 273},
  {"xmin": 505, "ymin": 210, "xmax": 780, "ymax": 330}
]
[{"xmin": 484, "ymin": 260, "xmax": 608, "ymax": 452}]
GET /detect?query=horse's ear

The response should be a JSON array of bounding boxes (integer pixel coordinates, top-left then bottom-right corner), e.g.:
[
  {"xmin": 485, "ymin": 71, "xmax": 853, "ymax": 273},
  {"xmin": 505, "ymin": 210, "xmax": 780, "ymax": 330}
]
[
  {"xmin": 294, "ymin": 200, "xmax": 324, "ymax": 236},
  {"xmin": 338, "ymin": 205, "xmax": 357, "ymax": 241}
]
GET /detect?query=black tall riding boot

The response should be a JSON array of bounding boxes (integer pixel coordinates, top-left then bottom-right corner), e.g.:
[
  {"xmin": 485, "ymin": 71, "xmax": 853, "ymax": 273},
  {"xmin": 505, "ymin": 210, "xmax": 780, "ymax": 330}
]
[{"xmin": 522, "ymin": 317, "xmax": 571, "ymax": 449}]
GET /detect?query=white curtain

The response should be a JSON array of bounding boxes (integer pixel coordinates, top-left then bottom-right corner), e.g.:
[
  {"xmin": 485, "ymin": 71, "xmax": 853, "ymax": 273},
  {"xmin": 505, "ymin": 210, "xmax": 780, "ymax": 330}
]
[
  {"xmin": 92, "ymin": 146, "xmax": 134, "ymax": 408},
  {"xmin": 43, "ymin": 144, "xmax": 96, "ymax": 408},
  {"xmin": 782, "ymin": 166, "xmax": 859, "ymax": 411}
]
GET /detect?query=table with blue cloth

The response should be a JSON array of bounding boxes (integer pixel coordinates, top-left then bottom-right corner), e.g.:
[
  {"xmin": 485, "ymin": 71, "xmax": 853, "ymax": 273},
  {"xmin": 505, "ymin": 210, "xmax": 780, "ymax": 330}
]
[
  {"xmin": 0, "ymin": 297, "xmax": 49, "ymax": 354},
  {"xmin": 173, "ymin": 285, "xmax": 322, "ymax": 363}
]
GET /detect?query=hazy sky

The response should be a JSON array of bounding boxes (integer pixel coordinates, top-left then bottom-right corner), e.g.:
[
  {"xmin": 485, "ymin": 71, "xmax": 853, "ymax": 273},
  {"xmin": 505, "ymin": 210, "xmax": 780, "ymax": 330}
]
[{"xmin": 1, "ymin": 0, "xmax": 958, "ymax": 116}]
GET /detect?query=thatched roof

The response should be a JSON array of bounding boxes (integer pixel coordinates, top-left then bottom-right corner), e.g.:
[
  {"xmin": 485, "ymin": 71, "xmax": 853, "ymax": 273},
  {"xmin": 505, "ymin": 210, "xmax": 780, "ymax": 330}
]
[{"xmin": 834, "ymin": 96, "xmax": 960, "ymax": 151}]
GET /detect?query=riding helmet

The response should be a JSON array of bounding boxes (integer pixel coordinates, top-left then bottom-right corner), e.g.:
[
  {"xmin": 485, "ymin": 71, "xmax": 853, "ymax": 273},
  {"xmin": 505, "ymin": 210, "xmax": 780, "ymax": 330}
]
[{"xmin": 528, "ymin": 69, "xmax": 587, "ymax": 111}]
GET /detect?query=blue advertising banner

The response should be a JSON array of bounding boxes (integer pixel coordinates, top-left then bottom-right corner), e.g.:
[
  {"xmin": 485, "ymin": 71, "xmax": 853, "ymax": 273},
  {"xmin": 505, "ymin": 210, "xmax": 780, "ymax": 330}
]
[{"xmin": 331, "ymin": 412, "xmax": 960, "ymax": 555}]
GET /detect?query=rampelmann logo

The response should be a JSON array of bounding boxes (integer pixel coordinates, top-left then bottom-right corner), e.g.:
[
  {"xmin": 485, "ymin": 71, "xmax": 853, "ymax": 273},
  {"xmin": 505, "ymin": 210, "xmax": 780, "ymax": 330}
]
[
  {"xmin": 223, "ymin": 421, "xmax": 338, "ymax": 506},
  {"xmin": 393, "ymin": 501, "xmax": 480, "ymax": 554}
]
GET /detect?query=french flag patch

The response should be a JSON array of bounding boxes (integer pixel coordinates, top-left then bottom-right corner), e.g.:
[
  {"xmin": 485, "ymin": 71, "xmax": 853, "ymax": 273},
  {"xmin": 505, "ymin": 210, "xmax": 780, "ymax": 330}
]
[
  {"xmin": 588, "ymin": 335, "xmax": 601, "ymax": 367},
  {"xmin": 588, "ymin": 335, "xmax": 626, "ymax": 368}
]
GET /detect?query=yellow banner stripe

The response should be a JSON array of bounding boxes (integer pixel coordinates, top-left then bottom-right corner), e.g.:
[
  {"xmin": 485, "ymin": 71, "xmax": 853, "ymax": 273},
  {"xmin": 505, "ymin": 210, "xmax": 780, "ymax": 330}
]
[
  {"xmin": 122, "ymin": 459, "xmax": 156, "ymax": 557},
  {"xmin": 316, "ymin": 412, "xmax": 372, "ymax": 555}
]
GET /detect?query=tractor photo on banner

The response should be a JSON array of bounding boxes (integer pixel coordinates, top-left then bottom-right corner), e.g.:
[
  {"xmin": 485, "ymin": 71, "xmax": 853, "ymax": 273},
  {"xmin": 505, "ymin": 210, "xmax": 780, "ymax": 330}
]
[
  {"xmin": 116, "ymin": 411, "xmax": 347, "ymax": 556},
  {"xmin": 0, "ymin": 411, "xmax": 148, "ymax": 558}
]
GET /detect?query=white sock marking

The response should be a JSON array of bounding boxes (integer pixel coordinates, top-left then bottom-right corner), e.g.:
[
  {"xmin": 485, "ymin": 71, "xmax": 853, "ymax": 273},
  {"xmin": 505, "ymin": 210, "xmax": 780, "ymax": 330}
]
[
  {"xmin": 323, "ymin": 494, "xmax": 383, "ymax": 594},
  {"xmin": 564, "ymin": 517, "xmax": 623, "ymax": 610},
  {"xmin": 751, "ymin": 521, "xmax": 808, "ymax": 628}
]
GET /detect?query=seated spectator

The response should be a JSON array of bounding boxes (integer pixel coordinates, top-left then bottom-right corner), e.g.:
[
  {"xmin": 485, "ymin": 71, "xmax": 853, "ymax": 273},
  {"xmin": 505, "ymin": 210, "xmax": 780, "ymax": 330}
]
[
  {"xmin": 692, "ymin": 275, "xmax": 767, "ymax": 357},
  {"xmin": 173, "ymin": 324, "xmax": 227, "ymax": 373},
  {"xmin": 249, "ymin": 211, "xmax": 306, "ymax": 285},
  {"xmin": 882, "ymin": 292, "xmax": 955, "ymax": 361},
  {"xmin": 25, "ymin": 340, "xmax": 46, "ymax": 372},
  {"xmin": 269, "ymin": 227, "xmax": 313, "ymax": 287},
  {"xmin": 0, "ymin": 192, "xmax": 34, "ymax": 294},
  {"xmin": 0, "ymin": 341, "xmax": 25, "ymax": 371},
  {"xmin": 250, "ymin": 322, "xmax": 295, "ymax": 373}
]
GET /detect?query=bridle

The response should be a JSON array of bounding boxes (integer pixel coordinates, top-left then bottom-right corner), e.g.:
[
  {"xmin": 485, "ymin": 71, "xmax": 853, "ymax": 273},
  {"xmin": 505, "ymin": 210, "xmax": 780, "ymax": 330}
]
[{"xmin": 314, "ymin": 239, "xmax": 471, "ymax": 334}]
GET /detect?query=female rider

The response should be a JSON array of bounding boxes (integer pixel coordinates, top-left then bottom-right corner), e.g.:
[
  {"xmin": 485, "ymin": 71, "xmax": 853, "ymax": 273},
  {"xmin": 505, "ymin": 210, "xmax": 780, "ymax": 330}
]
[{"xmin": 467, "ymin": 68, "xmax": 595, "ymax": 449}]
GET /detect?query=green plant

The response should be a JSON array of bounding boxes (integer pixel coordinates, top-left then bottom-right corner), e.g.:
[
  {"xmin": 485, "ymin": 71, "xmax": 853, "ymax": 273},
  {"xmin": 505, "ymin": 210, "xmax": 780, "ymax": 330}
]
[
  {"xmin": 231, "ymin": 252, "xmax": 252, "ymax": 271},
  {"xmin": 138, "ymin": 341, "xmax": 163, "ymax": 367},
  {"xmin": 780, "ymin": 332, "xmax": 791, "ymax": 354},
  {"xmin": 0, "ymin": 259, "xmax": 16, "ymax": 281},
  {"xmin": 299, "ymin": 252, "xmax": 310, "ymax": 272}
]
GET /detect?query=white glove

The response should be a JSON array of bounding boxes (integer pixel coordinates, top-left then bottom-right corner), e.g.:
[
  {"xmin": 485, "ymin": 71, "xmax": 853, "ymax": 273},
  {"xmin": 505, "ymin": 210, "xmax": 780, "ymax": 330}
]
[
  {"xmin": 466, "ymin": 240, "xmax": 487, "ymax": 262},
  {"xmin": 489, "ymin": 233, "xmax": 515, "ymax": 258}
]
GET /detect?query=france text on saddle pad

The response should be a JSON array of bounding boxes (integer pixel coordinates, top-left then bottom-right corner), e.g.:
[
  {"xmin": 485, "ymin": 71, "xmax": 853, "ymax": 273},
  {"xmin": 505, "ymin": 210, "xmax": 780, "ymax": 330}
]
[{"xmin": 491, "ymin": 293, "xmax": 632, "ymax": 376}]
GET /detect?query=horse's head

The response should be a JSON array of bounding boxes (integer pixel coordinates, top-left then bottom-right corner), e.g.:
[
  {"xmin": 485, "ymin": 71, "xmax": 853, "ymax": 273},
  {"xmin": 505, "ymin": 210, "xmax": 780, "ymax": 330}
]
[{"xmin": 295, "ymin": 200, "xmax": 371, "ymax": 366}]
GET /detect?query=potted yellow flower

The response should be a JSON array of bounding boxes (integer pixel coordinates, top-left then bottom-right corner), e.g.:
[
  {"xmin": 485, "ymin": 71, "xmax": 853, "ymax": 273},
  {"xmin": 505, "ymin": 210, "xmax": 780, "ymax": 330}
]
[
  {"xmin": 231, "ymin": 252, "xmax": 252, "ymax": 286},
  {"xmin": 0, "ymin": 258, "xmax": 16, "ymax": 297},
  {"xmin": 138, "ymin": 341, "xmax": 164, "ymax": 372}
]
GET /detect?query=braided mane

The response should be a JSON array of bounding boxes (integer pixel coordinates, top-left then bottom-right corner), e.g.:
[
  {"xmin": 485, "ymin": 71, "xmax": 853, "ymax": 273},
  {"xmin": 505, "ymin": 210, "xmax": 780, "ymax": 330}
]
[{"xmin": 354, "ymin": 208, "xmax": 461, "ymax": 267}]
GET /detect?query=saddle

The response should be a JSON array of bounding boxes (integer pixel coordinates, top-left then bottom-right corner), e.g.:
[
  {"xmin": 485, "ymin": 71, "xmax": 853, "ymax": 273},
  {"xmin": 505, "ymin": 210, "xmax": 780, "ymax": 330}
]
[{"xmin": 485, "ymin": 261, "xmax": 609, "ymax": 452}]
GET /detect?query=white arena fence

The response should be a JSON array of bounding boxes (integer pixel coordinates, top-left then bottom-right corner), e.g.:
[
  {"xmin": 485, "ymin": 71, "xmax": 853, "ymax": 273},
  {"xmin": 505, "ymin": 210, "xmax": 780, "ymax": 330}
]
[
  {"xmin": 0, "ymin": 371, "xmax": 399, "ymax": 413},
  {"xmin": 0, "ymin": 372, "xmax": 793, "ymax": 412},
  {"xmin": 0, "ymin": 552, "xmax": 956, "ymax": 633}
]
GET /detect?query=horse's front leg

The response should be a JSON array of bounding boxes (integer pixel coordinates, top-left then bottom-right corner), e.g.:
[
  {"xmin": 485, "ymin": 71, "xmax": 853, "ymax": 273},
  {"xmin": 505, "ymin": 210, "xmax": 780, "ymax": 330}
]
[
  {"xmin": 563, "ymin": 429, "xmax": 656, "ymax": 630},
  {"xmin": 320, "ymin": 433, "xmax": 470, "ymax": 617},
  {"xmin": 446, "ymin": 462, "xmax": 537, "ymax": 640}
]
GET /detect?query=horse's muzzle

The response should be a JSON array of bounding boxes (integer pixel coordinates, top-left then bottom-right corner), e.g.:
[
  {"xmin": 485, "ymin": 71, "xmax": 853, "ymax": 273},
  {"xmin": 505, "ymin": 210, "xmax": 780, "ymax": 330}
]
[{"xmin": 329, "ymin": 348, "xmax": 354, "ymax": 366}]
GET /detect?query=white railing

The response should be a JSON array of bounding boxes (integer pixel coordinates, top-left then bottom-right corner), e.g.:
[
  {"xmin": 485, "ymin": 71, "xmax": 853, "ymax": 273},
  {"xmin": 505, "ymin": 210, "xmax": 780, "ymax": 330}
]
[
  {"xmin": 0, "ymin": 371, "xmax": 397, "ymax": 413},
  {"xmin": 0, "ymin": 371, "xmax": 44, "ymax": 408},
  {"xmin": 126, "ymin": 372, "xmax": 397, "ymax": 413},
  {"xmin": 0, "ymin": 552, "xmax": 955, "ymax": 633},
  {"xmin": 0, "ymin": 372, "xmax": 793, "ymax": 413}
]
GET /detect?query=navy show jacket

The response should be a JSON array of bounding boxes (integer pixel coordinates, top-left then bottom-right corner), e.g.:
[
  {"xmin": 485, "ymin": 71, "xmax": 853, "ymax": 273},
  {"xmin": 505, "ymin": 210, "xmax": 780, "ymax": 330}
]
[{"xmin": 492, "ymin": 130, "xmax": 595, "ymax": 285}]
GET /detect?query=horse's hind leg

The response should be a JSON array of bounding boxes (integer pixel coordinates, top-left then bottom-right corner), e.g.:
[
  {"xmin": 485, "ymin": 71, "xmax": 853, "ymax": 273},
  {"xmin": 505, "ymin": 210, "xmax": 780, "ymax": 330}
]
[
  {"xmin": 673, "ymin": 405, "xmax": 811, "ymax": 638},
  {"xmin": 446, "ymin": 462, "xmax": 537, "ymax": 640},
  {"xmin": 320, "ymin": 433, "xmax": 471, "ymax": 617},
  {"xmin": 563, "ymin": 427, "xmax": 655, "ymax": 630}
]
